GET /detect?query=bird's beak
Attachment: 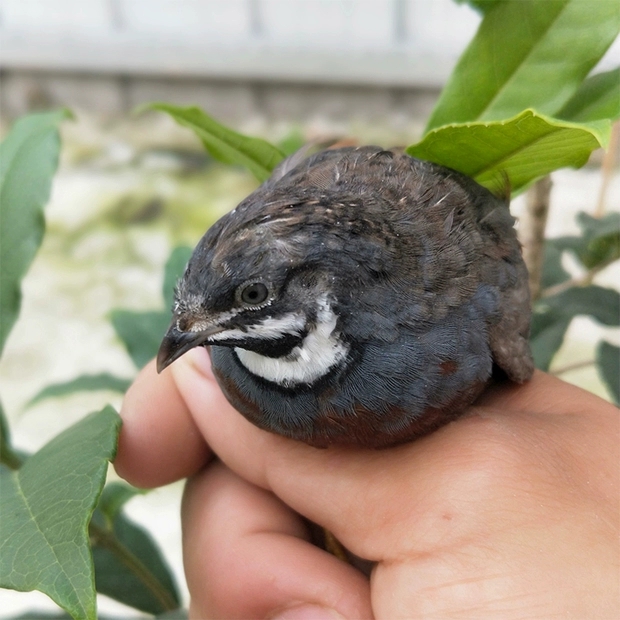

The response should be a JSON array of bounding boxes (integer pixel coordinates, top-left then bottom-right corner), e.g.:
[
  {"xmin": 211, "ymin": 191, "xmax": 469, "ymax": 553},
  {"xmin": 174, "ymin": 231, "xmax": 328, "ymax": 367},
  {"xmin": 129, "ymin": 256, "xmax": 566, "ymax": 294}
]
[{"xmin": 156, "ymin": 320, "xmax": 226, "ymax": 373}]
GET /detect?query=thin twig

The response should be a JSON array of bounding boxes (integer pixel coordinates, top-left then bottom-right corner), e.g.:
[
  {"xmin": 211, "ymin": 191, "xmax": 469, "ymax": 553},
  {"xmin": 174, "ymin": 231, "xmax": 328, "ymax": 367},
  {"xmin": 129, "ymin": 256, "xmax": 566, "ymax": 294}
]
[
  {"xmin": 0, "ymin": 445, "xmax": 23, "ymax": 470},
  {"xmin": 552, "ymin": 359, "xmax": 595, "ymax": 376},
  {"xmin": 519, "ymin": 175, "xmax": 553, "ymax": 301},
  {"xmin": 595, "ymin": 121, "xmax": 619, "ymax": 218},
  {"xmin": 540, "ymin": 256, "xmax": 618, "ymax": 298},
  {"xmin": 89, "ymin": 520, "xmax": 178, "ymax": 611}
]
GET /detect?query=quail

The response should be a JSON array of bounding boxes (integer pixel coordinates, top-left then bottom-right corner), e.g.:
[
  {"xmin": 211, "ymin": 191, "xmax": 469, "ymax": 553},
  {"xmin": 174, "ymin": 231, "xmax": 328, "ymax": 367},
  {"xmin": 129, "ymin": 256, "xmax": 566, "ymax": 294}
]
[{"xmin": 157, "ymin": 146, "xmax": 534, "ymax": 448}]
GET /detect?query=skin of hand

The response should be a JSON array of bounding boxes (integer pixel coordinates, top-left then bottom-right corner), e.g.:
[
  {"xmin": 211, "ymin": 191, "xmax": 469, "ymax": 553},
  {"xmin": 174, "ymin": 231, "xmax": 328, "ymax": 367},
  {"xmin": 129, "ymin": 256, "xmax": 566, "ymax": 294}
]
[{"xmin": 115, "ymin": 347, "xmax": 619, "ymax": 620}]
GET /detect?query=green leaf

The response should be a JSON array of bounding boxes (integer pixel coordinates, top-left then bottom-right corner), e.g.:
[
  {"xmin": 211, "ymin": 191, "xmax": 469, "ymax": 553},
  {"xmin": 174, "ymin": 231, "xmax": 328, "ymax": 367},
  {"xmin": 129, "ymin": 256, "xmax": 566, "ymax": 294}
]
[
  {"xmin": 558, "ymin": 68, "xmax": 620, "ymax": 123},
  {"xmin": 111, "ymin": 310, "xmax": 169, "ymax": 369},
  {"xmin": 277, "ymin": 129, "xmax": 307, "ymax": 156},
  {"xmin": 163, "ymin": 246, "xmax": 193, "ymax": 309},
  {"xmin": 453, "ymin": 0, "xmax": 502, "ymax": 14},
  {"xmin": 540, "ymin": 285, "xmax": 620, "ymax": 326},
  {"xmin": 11, "ymin": 613, "xmax": 73, "ymax": 620},
  {"xmin": 541, "ymin": 241, "xmax": 571, "ymax": 290},
  {"xmin": 90, "ymin": 484, "xmax": 179, "ymax": 615},
  {"xmin": 146, "ymin": 103, "xmax": 285, "ymax": 182},
  {"xmin": 531, "ymin": 284, "xmax": 620, "ymax": 370},
  {"xmin": 156, "ymin": 610, "xmax": 189, "ymax": 620},
  {"xmin": 112, "ymin": 246, "xmax": 194, "ymax": 368},
  {"xmin": 596, "ymin": 341, "xmax": 619, "ymax": 405},
  {"xmin": 91, "ymin": 506, "xmax": 180, "ymax": 615},
  {"xmin": 0, "ymin": 406, "xmax": 121, "ymax": 620},
  {"xmin": 427, "ymin": 0, "xmax": 620, "ymax": 130},
  {"xmin": 575, "ymin": 212, "xmax": 620, "ymax": 242},
  {"xmin": 97, "ymin": 481, "xmax": 145, "ymax": 522},
  {"xmin": 10, "ymin": 613, "xmax": 119, "ymax": 620},
  {"xmin": 553, "ymin": 212, "xmax": 620, "ymax": 270},
  {"xmin": 529, "ymin": 308, "xmax": 572, "ymax": 371},
  {"xmin": 1, "ymin": 399, "xmax": 19, "ymax": 469},
  {"xmin": 0, "ymin": 110, "xmax": 70, "ymax": 357},
  {"xmin": 27, "ymin": 373, "xmax": 132, "ymax": 407},
  {"xmin": 408, "ymin": 109, "xmax": 609, "ymax": 194}
]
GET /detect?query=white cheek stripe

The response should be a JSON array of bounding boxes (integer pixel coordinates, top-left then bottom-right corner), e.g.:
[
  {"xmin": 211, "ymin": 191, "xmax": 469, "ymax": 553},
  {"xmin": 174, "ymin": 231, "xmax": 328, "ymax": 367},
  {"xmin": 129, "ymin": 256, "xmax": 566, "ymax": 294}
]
[
  {"xmin": 207, "ymin": 312, "xmax": 305, "ymax": 342},
  {"xmin": 235, "ymin": 299, "xmax": 348, "ymax": 386}
]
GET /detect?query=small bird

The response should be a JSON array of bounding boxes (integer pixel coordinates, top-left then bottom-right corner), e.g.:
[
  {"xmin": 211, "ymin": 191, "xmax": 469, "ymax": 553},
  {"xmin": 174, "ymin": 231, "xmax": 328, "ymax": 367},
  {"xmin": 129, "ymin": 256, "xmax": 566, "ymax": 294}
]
[{"xmin": 157, "ymin": 146, "xmax": 534, "ymax": 448}]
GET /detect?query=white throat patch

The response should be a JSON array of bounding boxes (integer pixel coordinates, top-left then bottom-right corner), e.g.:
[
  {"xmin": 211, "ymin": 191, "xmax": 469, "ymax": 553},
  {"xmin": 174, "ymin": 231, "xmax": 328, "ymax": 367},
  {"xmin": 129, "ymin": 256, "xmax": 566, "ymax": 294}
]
[{"xmin": 235, "ymin": 297, "xmax": 348, "ymax": 387}]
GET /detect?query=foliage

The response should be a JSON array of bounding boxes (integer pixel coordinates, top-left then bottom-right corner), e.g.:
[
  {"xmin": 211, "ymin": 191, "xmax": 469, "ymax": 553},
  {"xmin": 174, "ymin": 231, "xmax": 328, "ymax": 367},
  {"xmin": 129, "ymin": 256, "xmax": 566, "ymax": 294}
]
[
  {"xmin": 90, "ymin": 483, "xmax": 180, "ymax": 614},
  {"xmin": 0, "ymin": 115, "xmax": 185, "ymax": 619},
  {"xmin": 531, "ymin": 211, "xmax": 620, "ymax": 400},
  {"xmin": 145, "ymin": 104, "xmax": 285, "ymax": 182},
  {"xmin": 407, "ymin": 109, "xmax": 609, "ymax": 194},
  {"xmin": 0, "ymin": 407, "xmax": 121, "ymax": 620},
  {"xmin": 427, "ymin": 0, "xmax": 619, "ymax": 128},
  {"xmin": 1, "ymin": 1, "xmax": 618, "ymax": 618},
  {"xmin": 0, "ymin": 109, "xmax": 71, "ymax": 356}
]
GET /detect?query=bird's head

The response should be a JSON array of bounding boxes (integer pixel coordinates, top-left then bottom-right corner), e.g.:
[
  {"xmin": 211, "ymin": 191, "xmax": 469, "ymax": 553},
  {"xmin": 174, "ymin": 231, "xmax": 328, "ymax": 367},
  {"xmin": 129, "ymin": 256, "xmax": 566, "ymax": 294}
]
[{"xmin": 156, "ymin": 190, "xmax": 387, "ymax": 376}]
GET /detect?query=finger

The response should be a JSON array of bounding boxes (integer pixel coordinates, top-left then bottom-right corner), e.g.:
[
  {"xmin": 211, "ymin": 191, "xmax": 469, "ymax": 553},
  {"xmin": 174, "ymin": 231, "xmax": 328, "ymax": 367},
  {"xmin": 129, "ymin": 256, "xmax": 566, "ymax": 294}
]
[
  {"xmin": 171, "ymin": 348, "xmax": 618, "ymax": 560},
  {"xmin": 115, "ymin": 360, "xmax": 211, "ymax": 488},
  {"xmin": 183, "ymin": 461, "xmax": 372, "ymax": 620},
  {"xmin": 168, "ymin": 348, "xmax": 511, "ymax": 558}
]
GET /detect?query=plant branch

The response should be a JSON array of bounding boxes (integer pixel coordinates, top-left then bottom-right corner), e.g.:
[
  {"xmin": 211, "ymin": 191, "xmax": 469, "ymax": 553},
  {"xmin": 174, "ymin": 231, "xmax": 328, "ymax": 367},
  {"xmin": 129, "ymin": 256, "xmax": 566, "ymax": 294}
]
[
  {"xmin": 519, "ymin": 175, "xmax": 553, "ymax": 301},
  {"xmin": 595, "ymin": 121, "xmax": 619, "ymax": 218},
  {"xmin": 540, "ymin": 256, "xmax": 619, "ymax": 298},
  {"xmin": 551, "ymin": 359, "xmax": 595, "ymax": 375},
  {"xmin": 0, "ymin": 444, "xmax": 24, "ymax": 470},
  {"xmin": 88, "ymin": 520, "xmax": 178, "ymax": 612}
]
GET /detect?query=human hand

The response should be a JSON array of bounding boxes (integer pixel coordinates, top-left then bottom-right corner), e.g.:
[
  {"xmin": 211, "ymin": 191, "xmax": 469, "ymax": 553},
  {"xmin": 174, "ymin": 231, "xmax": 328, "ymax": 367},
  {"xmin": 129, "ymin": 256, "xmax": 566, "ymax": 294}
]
[{"xmin": 115, "ymin": 347, "xmax": 619, "ymax": 619}]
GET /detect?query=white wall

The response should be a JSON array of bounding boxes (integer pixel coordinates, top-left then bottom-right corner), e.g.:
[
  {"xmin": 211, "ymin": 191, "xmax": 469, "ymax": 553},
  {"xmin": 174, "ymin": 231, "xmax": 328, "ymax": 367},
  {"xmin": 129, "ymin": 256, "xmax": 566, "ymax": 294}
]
[{"xmin": 0, "ymin": 0, "xmax": 482, "ymax": 86}]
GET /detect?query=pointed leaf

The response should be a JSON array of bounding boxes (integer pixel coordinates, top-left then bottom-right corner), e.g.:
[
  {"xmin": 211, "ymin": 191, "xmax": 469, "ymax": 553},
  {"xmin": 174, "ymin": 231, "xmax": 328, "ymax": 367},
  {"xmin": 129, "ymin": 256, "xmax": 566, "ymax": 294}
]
[
  {"xmin": 408, "ymin": 109, "xmax": 610, "ymax": 193},
  {"xmin": 530, "ymin": 312, "xmax": 572, "ymax": 371},
  {"xmin": 10, "ymin": 613, "xmax": 119, "ymax": 620},
  {"xmin": 553, "ymin": 212, "xmax": 620, "ymax": 269},
  {"xmin": 540, "ymin": 285, "xmax": 620, "ymax": 326},
  {"xmin": 92, "ymin": 483, "xmax": 177, "ymax": 615},
  {"xmin": 427, "ymin": 0, "xmax": 620, "ymax": 130},
  {"xmin": 91, "ymin": 484, "xmax": 179, "ymax": 614},
  {"xmin": 163, "ymin": 246, "xmax": 193, "ymax": 309},
  {"xmin": 111, "ymin": 310, "xmax": 169, "ymax": 369},
  {"xmin": 156, "ymin": 611, "xmax": 189, "ymax": 620},
  {"xmin": 1, "ymin": 399, "xmax": 24, "ymax": 469},
  {"xmin": 97, "ymin": 482, "xmax": 145, "ymax": 522},
  {"xmin": 0, "ymin": 110, "xmax": 70, "ymax": 356},
  {"xmin": 453, "ymin": 0, "xmax": 502, "ymax": 14},
  {"xmin": 91, "ymin": 506, "xmax": 180, "ymax": 615},
  {"xmin": 529, "ymin": 308, "xmax": 571, "ymax": 371},
  {"xmin": 0, "ymin": 407, "xmax": 121, "ymax": 620},
  {"xmin": 11, "ymin": 614, "xmax": 72, "ymax": 620},
  {"xmin": 558, "ymin": 68, "xmax": 620, "ymax": 123},
  {"xmin": 27, "ymin": 374, "xmax": 131, "ymax": 407},
  {"xmin": 541, "ymin": 241, "xmax": 571, "ymax": 290},
  {"xmin": 146, "ymin": 104, "xmax": 285, "ymax": 182},
  {"xmin": 596, "ymin": 341, "xmax": 619, "ymax": 404}
]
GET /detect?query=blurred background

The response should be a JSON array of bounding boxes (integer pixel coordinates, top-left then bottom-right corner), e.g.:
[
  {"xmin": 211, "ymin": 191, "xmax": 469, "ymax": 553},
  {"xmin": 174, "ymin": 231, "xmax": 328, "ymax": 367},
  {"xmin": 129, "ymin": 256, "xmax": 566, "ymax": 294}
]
[{"xmin": 0, "ymin": 1, "xmax": 618, "ymax": 617}]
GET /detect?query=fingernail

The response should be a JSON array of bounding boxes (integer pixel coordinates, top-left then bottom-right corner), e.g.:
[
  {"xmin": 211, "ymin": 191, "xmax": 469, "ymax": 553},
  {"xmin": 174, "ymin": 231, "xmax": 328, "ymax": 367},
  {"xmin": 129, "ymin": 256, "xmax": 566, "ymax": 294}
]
[
  {"xmin": 272, "ymin": 604, "xmax": 345, "ymax": 620},
  {"xmin": 183, "ymin": 346, "xmax": 213, "ymax": 378}
]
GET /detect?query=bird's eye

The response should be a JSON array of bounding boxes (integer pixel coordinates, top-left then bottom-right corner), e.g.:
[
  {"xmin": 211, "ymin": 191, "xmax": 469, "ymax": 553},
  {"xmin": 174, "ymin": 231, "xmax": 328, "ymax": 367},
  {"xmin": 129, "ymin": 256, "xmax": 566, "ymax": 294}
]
[{"xmin": 239, "ymin": 282, "xmax": 269, "ymax": 306}]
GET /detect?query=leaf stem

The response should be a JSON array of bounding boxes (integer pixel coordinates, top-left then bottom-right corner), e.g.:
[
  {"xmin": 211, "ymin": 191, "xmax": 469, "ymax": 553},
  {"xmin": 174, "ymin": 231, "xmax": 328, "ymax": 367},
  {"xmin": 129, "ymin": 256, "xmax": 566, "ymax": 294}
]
[
  {"xmin": 540, "ymin": 256, "xmax": 618, "ymax": 298},
  {"xmin": 551, "ymin": 359, "xmax": 595, "ymax": 375},
  {"xmin": 595, "ymin": 121, "xmax": 619, "ymax": 218},
  {"xmin": 88, "ymin": 520, "xmax": 178, "ymax": 612},
  {"xmin": 519, "ymin": 175, "xmax": 553, "ymax": 301},
  {"xmin": 0, "ymin": 445, "xmax": 24, "ymax": 470}
]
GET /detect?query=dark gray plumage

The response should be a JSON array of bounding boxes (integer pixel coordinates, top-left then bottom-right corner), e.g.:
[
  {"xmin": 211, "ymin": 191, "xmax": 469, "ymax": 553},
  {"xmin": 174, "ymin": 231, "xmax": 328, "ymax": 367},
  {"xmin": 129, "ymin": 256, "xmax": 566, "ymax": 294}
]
[{"xmin": 158, "ymin": 146, "xmax": 534, "ymax": 448}]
